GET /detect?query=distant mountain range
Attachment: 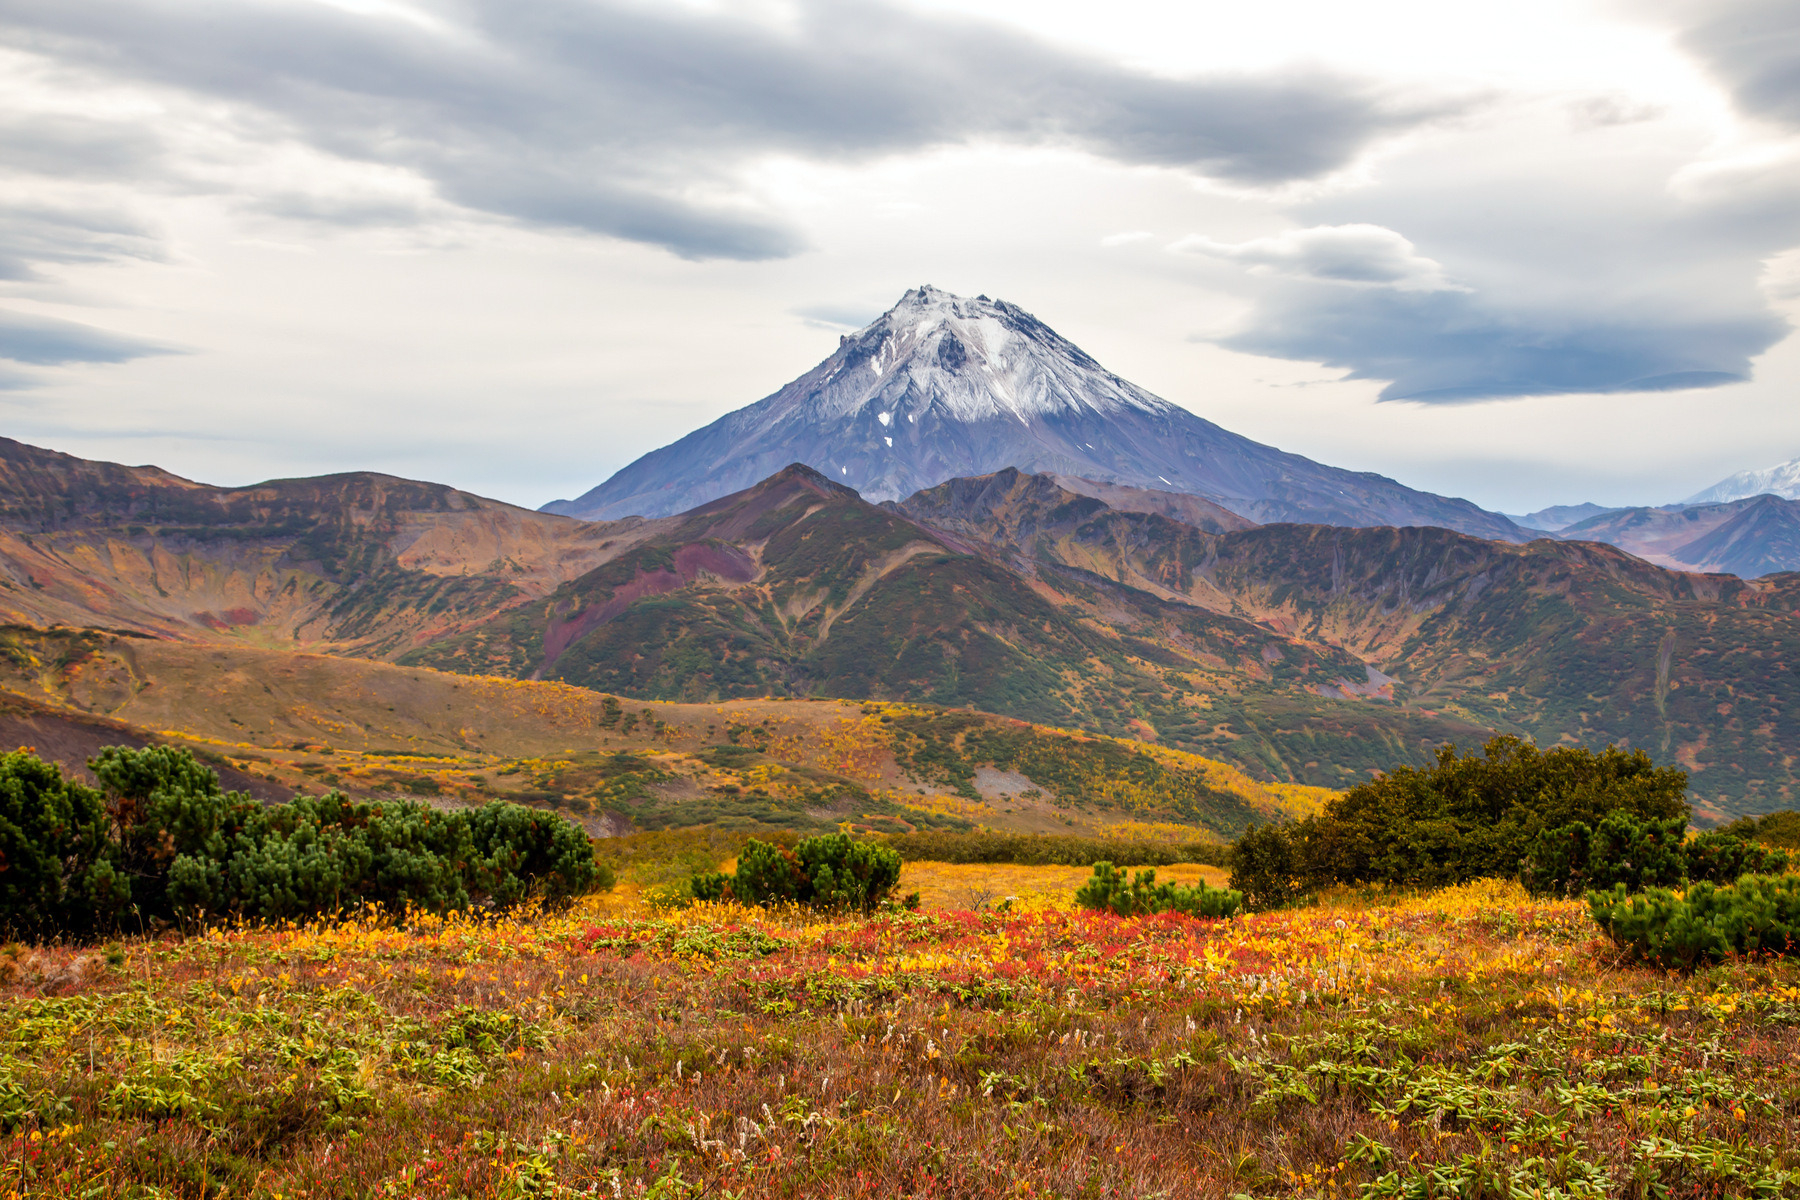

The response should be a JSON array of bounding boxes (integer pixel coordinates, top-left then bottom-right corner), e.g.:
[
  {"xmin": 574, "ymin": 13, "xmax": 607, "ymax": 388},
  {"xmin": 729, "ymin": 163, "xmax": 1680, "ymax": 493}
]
[
  {"xmin": 546, "ymin": 286, "xmax": 1528, "ymax": 543},
  {"xmin": 1504, "ymin": 502, "xmax": 1618, "ymax": 532},
  {"xmin": 5, "ymin": 434, "xmax": 1798, "ymax": 817},
  {"xmin": 1552, "ymin": 496, "xmax": 1800, "ymax": 579},
  {"xmin": 1502, "ymin": 481, "xmax": 1800, "ymax": 578}
]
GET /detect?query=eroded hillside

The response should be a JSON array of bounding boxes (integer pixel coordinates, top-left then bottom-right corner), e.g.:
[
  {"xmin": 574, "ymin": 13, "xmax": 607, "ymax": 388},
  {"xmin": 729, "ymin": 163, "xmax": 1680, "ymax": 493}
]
[{"xmin": 0, "ymin": 436, "xmax": 661, "ymax": 657}]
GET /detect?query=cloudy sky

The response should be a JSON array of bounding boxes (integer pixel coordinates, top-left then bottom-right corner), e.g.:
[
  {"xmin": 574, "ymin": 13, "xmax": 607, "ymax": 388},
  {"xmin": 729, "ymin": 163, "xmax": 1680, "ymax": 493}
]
[{"xmin": 1, "ymin": 0, "xmax": 1796, "ymax": 514}]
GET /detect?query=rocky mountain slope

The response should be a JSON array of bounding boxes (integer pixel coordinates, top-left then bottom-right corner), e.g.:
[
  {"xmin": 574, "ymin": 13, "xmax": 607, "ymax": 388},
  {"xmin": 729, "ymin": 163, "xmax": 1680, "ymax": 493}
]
[
  {"xmin": 0, "ymin": 436, "xmax": 660, "ymax": 658},
  {"xmin": 545, "ymin": 286, "xmax": 1528, "ymax": 542}
]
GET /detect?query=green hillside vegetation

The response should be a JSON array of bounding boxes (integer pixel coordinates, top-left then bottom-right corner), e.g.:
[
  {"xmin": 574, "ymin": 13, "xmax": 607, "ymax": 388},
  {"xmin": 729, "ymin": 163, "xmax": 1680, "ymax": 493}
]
[
  {"xmin": 898, "ymin": 469, "xmax": 1800, "ymax": 815},
  {"xmin": 5, "ymin": 439, "xmax": 1800, "ymax": 815},
  {"xmin": 0, "ymin": 625, "xmax": 1317, "ymax": 844},
  {"xmin": 401, "ymin": 466, "xmax": 1497, "ymax": 790}
]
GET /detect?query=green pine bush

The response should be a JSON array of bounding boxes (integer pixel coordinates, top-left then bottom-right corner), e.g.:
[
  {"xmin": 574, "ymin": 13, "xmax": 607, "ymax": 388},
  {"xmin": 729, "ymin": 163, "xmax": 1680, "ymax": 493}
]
[
  {"xmin": 1229, "ymin": 822, "xmax": 1312, "ymax": 912},
  {"xmin": 1523, "ymin": 812, "xmax": 1789, "ymax": 897},
  {"xmin": 691, "ymin": 832, "xmax": 900, "ymax": 912},
  {"xmin": 1, "ymin": 746, "xmax": 600, "ymax": 941},
  {"xmin": 1590, "ymin": 875, "xmax": 1800, "ymax": 969},
  {"xmin": 1683, "ymin": 829, "xmax": 1790, "ymax": 885},
  {"xmin": 1522, "ymin": 812, "xmax": 1688, "ymax": 897},
  {"xmin": 1223, "ymin": 737, "xmax": 1691, "ymax": 902},
  {"xmin": 1299, "ymin": 736, "xmax": 1689, "ymax": 890},
  {"xmin": 1074, "ymin": 862, "xmax": 1243, "ymax": 918},
  {"xmin": 0, "ymin": 749, "xmax": 127, "ymax": 941}
]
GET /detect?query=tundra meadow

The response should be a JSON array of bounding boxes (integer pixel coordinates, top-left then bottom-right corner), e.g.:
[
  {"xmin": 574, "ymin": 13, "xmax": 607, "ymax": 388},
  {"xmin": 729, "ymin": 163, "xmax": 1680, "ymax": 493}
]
[{"xmin": 5, "ymin": 878, "xmax": 1800, "ymax": 1199}]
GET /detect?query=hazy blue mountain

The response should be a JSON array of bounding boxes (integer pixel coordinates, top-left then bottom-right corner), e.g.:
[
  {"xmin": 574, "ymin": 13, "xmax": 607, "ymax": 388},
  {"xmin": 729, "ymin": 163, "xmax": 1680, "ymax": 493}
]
[
  {"xmin": 1503, "ymin": 502, "xmax": 1621, "ymax": 532},
  {"xmin": 1559, "ymin": 494, "xmax": 1800, "ymax": 578}
]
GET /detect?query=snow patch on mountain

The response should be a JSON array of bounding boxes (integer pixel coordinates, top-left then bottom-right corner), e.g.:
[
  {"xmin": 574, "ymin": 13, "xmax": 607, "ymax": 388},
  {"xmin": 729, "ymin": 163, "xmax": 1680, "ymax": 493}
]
[
  {"xmin": 796, "ymin": 286, "xmax": 1174, "ymax": 427},
  {"xmin": 1685, "ymin": 454, "xmax": 1800, "ymax": 504}
]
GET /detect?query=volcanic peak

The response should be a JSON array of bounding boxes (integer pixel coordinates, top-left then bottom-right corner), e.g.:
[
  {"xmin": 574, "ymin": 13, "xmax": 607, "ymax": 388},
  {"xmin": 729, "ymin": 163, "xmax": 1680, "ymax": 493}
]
[{"xmin": 806, "ymin": 285, "xmax": 1173, "ymax": 426}]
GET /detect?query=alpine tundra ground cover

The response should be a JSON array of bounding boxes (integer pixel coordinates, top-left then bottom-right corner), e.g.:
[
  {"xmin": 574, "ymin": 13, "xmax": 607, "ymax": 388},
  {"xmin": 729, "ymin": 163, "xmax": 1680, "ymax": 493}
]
[{"xmin": 3, "ymin": 879, "xmax": 1799, "ymax": 1199}]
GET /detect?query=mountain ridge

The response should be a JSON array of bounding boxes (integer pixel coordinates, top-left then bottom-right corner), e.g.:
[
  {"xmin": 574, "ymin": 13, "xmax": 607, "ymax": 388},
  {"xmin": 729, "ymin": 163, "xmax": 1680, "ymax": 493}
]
[
  {"xmin": 5, "ymin": 437, "xmax": 1800, "ymax": 814},
  {"xmin": 889, "ymin": 467, "xmax": 1800, "ymax": 815}
]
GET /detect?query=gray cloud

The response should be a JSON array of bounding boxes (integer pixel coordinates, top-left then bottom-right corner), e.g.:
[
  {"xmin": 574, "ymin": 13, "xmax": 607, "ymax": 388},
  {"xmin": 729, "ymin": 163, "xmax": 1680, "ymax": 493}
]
[
  {"xmin": 1172, "ymin": 223, "xmax": 1466, "ymax": 291},
  {"xmin": 0, "ymin": 111, "xmax": 166, "ymax": 181},
  {"xmin": 0, "ymin": 200, "xmax": 163, "ymax": 281},
  {"xmin": 0, "ymin": 0, "xmax": 1456, "ymax": 262},
  {"xmin": 0, "ymin": 308, "xmax": 173, "ymax": 366},
  {"xmin": 1669, "ymin": 0, "xmax": 1800, "ymax": 130},
  {"xmin": 1222, "ymin": 284, "xmax": 1784, "ymax": 401},
  {"xmin": 1186, "ymin": 72, "xmax": 1800, "ymax": 402}
]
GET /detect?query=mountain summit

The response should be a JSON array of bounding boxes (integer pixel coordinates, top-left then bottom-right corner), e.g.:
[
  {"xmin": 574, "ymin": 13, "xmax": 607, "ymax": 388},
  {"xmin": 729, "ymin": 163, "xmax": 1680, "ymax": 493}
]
[
  {"xmin": 546, "ymin": 286, "xmax": 1526, "ymax": 541},
  {"xmin": 1685, "ymin": 453, "xmax": 1800, "ymax": 504}
]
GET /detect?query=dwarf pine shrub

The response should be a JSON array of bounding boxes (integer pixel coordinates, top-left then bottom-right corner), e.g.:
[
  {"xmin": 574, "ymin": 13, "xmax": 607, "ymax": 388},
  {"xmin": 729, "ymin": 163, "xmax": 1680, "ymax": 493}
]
[
  {"xmin": 0, "ymin": 749, "xmax": 126, "ymax": 941},
  {"xmin": 1225, "ymin": 737, "xmax": 1691, "ymax": 902},
  {"xmin": 1589, "ymin": 874, "xmax": 1800, "ymax": 968},
  {"xmin": 0, "ymin": 746, "xmax": 599, "ymax": 940},
  {"xmin": 1683, "ymin": 828, "xmax": 1790, "ymax": 885},
  {"xmin": 1523, "ymin": 811, "xmax": 1789, "ymax": 897},
  {"xmin": 691, "ymin": 832, "xmax": 900, "ymax": 912},
  {"xmin": 1074, "ymin": 862, "xmax": 1243, "ymax": 918},
  {"xmin": 1229, "ymin": 822, "xmax": 1313, "ymax": 912}
]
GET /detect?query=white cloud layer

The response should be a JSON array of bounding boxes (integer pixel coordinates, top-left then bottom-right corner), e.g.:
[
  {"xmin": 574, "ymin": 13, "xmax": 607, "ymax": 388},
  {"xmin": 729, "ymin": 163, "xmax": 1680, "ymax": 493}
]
[
  {"xmin": 0, "ymin": 0, "xmax": 1794, "ymax": 514},
  {"xmin": 1171, "ymin": 224, "xmax": 1466, "ymax": 292}
]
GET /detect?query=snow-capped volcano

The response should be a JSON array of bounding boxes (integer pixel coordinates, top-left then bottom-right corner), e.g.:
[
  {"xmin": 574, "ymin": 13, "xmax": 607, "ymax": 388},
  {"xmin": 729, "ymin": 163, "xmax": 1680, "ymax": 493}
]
[
  {"xmin": 546, "ymin": 286, "xmax": 1526, "ymax": 542},
  {"xmin": 805, "ymin": 286, "xmax": 1171, "ymax": 425}
]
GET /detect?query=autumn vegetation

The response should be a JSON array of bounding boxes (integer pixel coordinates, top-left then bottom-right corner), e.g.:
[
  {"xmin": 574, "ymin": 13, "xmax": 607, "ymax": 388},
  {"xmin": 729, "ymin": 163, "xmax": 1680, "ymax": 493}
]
[{"xmin": 3, "ymin": 736, "xmax": 1800, "ymax": 1197}]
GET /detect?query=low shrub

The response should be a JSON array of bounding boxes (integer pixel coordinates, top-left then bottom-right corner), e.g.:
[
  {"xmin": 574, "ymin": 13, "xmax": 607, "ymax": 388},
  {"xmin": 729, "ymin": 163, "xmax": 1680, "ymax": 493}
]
[
  {"xmin": 1523, "ymin": 812, "xmax": 1789, "ymax": 897},
  {"xmin": 1217, "ymin": 737, "xmax": 1691, "ymax": 902},
  {"xmin": 1683, "ymin": 828, "xmax": 1790, "ymax": 885},
  {"xmin": 0, "ymin": 746, "xmax": 601, "ymax": 941},
  {"xmin": 1073, "ymin": 862, "xmax": 1242, "ymax": 918},
  {"xmin": 1522, "ymin": 813, "xmax": 1687, "ymax": 897},
  {"xmin": 0, "ymin": 749, "xmax": 124, "ymax": 941},
  {"xmin": 1589, "ymin": 874, "xmax": 1800, "ymax": 968},
  {"xmin": 1305, "ymin": 737, "xmax": 1689, "ymax": 890},
  {"xmin": 883, "ymin": 830, "xmax": 1227, "ymax": 868},
  {"xmin": 1229, "ymin": 822, "xmax": 1313, "ymax": 912},
  {"xmin": 692, "ymin": 832, "xmax": 901, "ymax": 912},
  {"xmin": 1718, "ymin": 809, "xmax": 1800, "ymax": 851}
]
